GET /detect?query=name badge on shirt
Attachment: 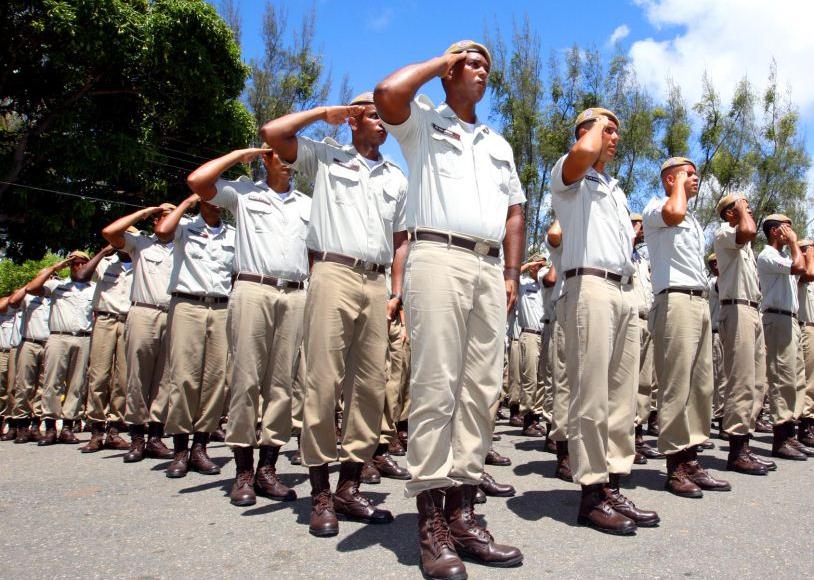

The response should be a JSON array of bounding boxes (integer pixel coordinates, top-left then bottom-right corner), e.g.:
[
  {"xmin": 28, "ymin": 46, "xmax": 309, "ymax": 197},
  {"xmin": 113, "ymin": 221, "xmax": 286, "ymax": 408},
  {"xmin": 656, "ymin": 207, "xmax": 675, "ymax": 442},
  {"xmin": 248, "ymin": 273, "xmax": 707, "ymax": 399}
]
[
  {"xmin": 248, "ymin": 193, "xmax": 272, "ymax": 205},
  {"xmin": 332, "ymin": 158, "xmax": 360, "ymax": 171},
  {"xmin": 432, "ymin": 123, "xmax": 461, "ymax": 141},
  {"xmin": 188, "ymin": 227, "xmax": 209, "ymax": 239}
]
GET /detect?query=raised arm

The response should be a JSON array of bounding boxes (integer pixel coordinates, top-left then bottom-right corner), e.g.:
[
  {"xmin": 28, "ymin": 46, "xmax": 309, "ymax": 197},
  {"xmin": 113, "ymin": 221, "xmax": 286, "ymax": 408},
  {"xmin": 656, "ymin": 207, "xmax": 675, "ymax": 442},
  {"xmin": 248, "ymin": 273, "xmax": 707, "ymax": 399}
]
[
  {"xmin": 733, "ymin": 198, "xmax": 757, "ymax": 245},
  {"xmin": 186, "ymin": 148, "xmax": 267, "ymax": 202},
  {"xmin": 561, "ymin": 116, "xmax": 610, "ymax": 185},
  {"xmin": 374, "ymin": 52, "xmax": 467, "ymax": 126},
  {"xmin": 8, "ymin": 286, "xmax": 27, "ymax": 309},
  {"xmin": 74, "ymin": 245, "xmax": 115, "ymax": 283},
  {"xmin": 0, "ymin": 296, "xmax": 9, "ymax": 313},
  {"xmin": 102, "ymin": 206, "xmax": 164, "ymax": 249},
  {"xmin": 154, "ymin": 194, "xmax": 198, "ymax": 239},
  {"xmin": 259, "ymin": 106, "xmax": 364, "ymax": 165},
  {"xmin": 25, "ymin": 257, "xmax": 74, "ymax": 296},
  {"xmin": 782, "ymin": 225, "xmax": 805, "ymax": 276},
  {"xmin": 542, "ymin": 264, "xmax": 557, "ymax": 288},
  {"xmin": 662, "ymin": 170, "xmax": 689, "ymax": 227}
]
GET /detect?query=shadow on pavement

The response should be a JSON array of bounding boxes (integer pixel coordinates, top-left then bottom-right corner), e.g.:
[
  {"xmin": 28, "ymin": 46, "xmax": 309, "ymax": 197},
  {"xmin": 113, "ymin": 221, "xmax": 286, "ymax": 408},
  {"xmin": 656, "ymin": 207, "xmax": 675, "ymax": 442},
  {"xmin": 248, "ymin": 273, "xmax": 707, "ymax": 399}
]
[
  {"xmin": 513, "ymin": 459, "xmax": 556, "ymax": 477},
  {"xmin": 336, "ymin": 512, "xmax": 419, "ymax": 565},
  {"xmin": 514, "ymin": 439, "xmax": 549, "ymax": 453},
  {"xmin": 506, "ymin": 489, "xmax": 579, "ymax": 526}
]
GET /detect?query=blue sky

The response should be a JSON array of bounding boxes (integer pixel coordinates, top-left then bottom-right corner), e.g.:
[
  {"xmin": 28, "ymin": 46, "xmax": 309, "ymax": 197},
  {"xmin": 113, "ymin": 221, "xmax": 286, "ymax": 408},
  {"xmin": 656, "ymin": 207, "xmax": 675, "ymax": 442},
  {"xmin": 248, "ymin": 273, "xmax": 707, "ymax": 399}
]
[{"xmin": 225, "ymin": 0, "xmax": 814, "ymax": 205}]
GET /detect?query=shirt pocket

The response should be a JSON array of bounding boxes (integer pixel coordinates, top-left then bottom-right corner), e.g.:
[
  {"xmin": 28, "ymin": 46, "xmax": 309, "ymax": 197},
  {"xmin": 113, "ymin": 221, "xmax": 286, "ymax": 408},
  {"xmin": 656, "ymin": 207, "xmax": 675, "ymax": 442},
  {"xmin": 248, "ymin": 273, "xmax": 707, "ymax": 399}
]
[
  {"xmin": 430, "ymin": 132, "xmax": 464, "ymax": 179},
  {"xmin": 246, "ymin": 201, "xmax": 272, "ymax": 232},
  {"xmin": 186, "ymin": 235, "xmax": 207, "ymax": 259},
  {"xmin": 487, "ymin": 145, "xmax": 512, "ymax": 194},
  {"xmin": 327, "ymin": 163, "xmax": 361, "ymax": 205},
  {"xmin": 377, "ymin": 180, "xmax": 400, "ymax": 223}
]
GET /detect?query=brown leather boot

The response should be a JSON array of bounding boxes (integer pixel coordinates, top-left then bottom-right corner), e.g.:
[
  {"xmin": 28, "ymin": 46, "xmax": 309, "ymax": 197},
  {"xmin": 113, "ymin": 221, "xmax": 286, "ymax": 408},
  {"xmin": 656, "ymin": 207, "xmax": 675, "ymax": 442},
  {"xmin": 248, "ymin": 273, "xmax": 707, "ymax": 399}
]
[
  {"xmin": 373, "ymin": 445, "xmax": 410, "ymax": 480},
  {"xmin": 445, "ymin": 485, "xmax": 523, "ymax": 567},
  {"xmin": 13, "ymin": 419, "xmax": 32, "ymax": 443},
  {"xmin": 577, "ymin": 483, "xmax": 637, "ymax": 535},
  {"xmin": 417, "ymin": 489, "xmax": 467, "ymax": 580},
  {"xmin": 508, "ymin": 403, "xmax": 523, "ymax": 427},
  {"xmin": 786, "ymin": 425, "xmax": 814, "ymax": 456},
  {"xmin": 210, "ymin": 416, "xmax": 227, "ymax": 442},
  {"xmin": 665, "ymin": 449, "xmax": 703, "ymax": 498},
  {"xmin": 799, "ymin": 418, "xmax": 814, "ymax": 447},
  {"xmin": 58, "ymin": 419, "xmax": 80, "ymax": 444},
  {"xmin": 397, "ymin": 420, "xmax": 408, "ymax": 451},
  {"xmin": 646, "ymin": 410, "xmax": 660, "ymax": 436},
  {"xmin": 608, "ymin": 474, "xmax": 659, "ymax": 527},
  {"xmin": 229, "ymin": 446, "xmax": 256, "ymax": 506},
  {"xmin": 521, "ymin": 413, "xmax": 544, "ymax": 437},
  {"xmin": 29, "ymin": 417, "xmax": 42, "ymax": 442},
  {"xmin": 543, "ymin": 428, "xmax": 557, "ymax": 454},
  {"xmin": 755, "ymin": 417, "xmax": 773, "ymax": 433},
  {"xmin": 485, "ymin": 448, "xmax": 511, "ymax": 467},
  {"xmin": 104, "ymin": 423, "xmax": 130, "ymax": 450},
  {"xmin": 554, "ymin": 440, "xmax": 573, "ymax": 482},
  {"xmin": 290, "ymin": 433, "xmax": 302, "ymax": 465},
  {"xmin": 37, "ymin": 419, "xmax": 58, "ymax": 446},
  {"xmin": 685, "ymin": 455, "xmax": 732, "ymax": 491},
  {"xmin": 772, "ymin": 423, "xmax": 807, "ymax": 461},
  {"xmin": 474, "ymin": 487, "xmax": 487, "ymax": 504},
  {"xmin": 334, "ymin": 461, "xmax": 393, "ymax": 524},
  {"xmin": 388, "ymin": 438, "xmax": 406, "ymax": 456},
  {"xmin": 254, "ymin": 445, "xmax": 296, "ymax": 500},
  {"xmin": 166, "ymin": 434, "xmax": 190, "ymax": 478},
  {"xmin": 188, "ymin": 432, "xmax": 220, "ymax": 474},
  {"xmin": 745, "ymin": 436, "xmax": 776, "ymax": 471},
  {"xmin": 123, "ymin": 425, "xmax": 146, "ymax": 463},
  {"xmin": 144, "ymin": 422, "xmax": 174, "ymax": 459},
  {"xmin": 80, "ymin": 422, "xmax": 105, "ymax": 453},
  {"xmin": 635, "ymin": 425, "xmax": 665, "ymax": 459},
  {"xmin": 309, "ymin": 464, "xmax": 338, "ymax": 537},
  {"xmin": 726, "ymin": 434, "xmax": 768, "ymax": 475},
  {"xmin": 479, "ymin": 472, "xmax": 515, "ymax": 497},
  {"xmin": 360, "ymin": 460, "xmax": 381, "ymax": 484},
  {"xmin": 1, "ymin": 418, "xmax": 17, "ymax": 442}
]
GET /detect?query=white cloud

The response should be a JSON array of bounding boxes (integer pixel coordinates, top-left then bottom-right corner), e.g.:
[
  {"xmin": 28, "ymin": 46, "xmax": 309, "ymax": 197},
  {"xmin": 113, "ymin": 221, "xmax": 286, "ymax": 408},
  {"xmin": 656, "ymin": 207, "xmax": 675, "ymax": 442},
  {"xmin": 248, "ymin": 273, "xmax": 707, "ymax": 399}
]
[
  {"xmin": 365, "ymin": 8, "xmax": 394, "ymax": 32},
  {"xmin": 628, "ymin": 0, "xmax": 814, "ymax": 114},
  {"xmin": 608, "ymin": 24, "xmax": 630, "ymax": 46}
]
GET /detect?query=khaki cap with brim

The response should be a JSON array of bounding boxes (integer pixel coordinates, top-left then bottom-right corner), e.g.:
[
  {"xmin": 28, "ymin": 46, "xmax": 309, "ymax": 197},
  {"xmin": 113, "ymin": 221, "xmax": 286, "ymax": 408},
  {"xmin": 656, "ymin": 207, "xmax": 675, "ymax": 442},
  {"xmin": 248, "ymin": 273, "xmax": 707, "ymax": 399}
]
[
  {"xmin": 764, "ymin": 213, "xmax": 791, "ymax": 224},
  {"xmin": 126, "ymin": 226, "xmax": 140, "ymax": 234},
  {"xmin": 707, "ymin": 253, "xmax": 717, "ymax": 263},
  {"xmin": 349, "ymin": 91, "xmax": 375, "ymax": 106},
  {"xmin": 444, "ymin": 40, "xmax": 492, "ymax": 69},
  {"xmin": 575, "ymin": 107, "xmax": 620, "ymax": 130},
  {"xmin": 526, "ymin": 252, "xmax": 546, "ymax": 264},
  {"xmin": 630, "ymin": 213, "xmax": 643, "ymax": 222},
  {"xmin": 799, "ymin": 239, "xmax": 814, "ymax": 249},
  {"xmin": 159, "ymin": 203, "xmax": 177, "ymax": 212},
  {"xmin": 68, "ymin": 250, "xmax": 90, "ymax": 262},
  {"xmin": 716, "ymin": 193, "xmax": 742, "ymax": 216},
  {"xmin": 660, "ymin": 156, "xmax": 696, "ymax": 175}
]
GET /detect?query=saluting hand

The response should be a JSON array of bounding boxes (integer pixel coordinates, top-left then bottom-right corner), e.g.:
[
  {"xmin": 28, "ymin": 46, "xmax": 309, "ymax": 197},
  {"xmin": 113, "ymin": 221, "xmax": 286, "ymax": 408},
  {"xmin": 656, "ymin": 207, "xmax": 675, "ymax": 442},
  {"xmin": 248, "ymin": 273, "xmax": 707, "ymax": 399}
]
[
  {"xmin": 438, "ymin": 51, "xmax": 468, "ymax": 78},
  {"xmin": 237, "ymin": 148, "xmax": 269, "ymax": 165},
  {"xmin": 324, "ymin": 105, "xmax": 366, "ymax": 125}
]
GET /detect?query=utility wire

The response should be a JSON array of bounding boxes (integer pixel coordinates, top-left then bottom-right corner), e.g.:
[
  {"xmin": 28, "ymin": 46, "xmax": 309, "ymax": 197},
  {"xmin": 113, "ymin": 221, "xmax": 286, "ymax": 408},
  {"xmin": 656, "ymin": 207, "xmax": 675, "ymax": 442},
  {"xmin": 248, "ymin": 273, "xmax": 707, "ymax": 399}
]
[{"xmin": 0, "ymin": 181, "xmax": 147, "ymax": 208}]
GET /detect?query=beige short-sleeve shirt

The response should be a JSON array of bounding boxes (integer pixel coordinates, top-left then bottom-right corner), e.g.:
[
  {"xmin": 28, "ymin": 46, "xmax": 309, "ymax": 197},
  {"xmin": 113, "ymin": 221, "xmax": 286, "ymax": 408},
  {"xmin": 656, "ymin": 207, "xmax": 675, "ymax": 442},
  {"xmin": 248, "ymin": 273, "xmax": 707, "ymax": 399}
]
[
  {"xmin": 713, "ymin": 222, "xmax": 761, "ymax": 302},
  {"xmin": 708, "ymin": 276, "xmax": 720, "ymax": 330},
  {"xmin": 168, "ymin": 216, "xmax": 236, "ymax": 297},
  {"xmin": 0, "ymin": 309, "xmax": 18, "ymax": 350},
  {"xmin": 757, "ymin": 245, "xmax": 798, "ymax": 312},
  {"xmin": 293, "ymin": 137, "xmax": 407, "ymax": 265},
  {"xmin": 798, "ymin": 280, "xmax": 814, "ymax": 323},
  {"xmin": 43, "ymin": 278, "xmax": 95, "ymax": 333},
  {"xmin": 381, "ymin": 96, "xmax": 525, "ymax": 243},
  {"xmin": 21, "ymin": 294, "xmax": 51, "ymax": 341},
  {"xmin": 92, "ymin": 255, "xmax": 133, "ymax": 315},
  {"xmin": 123, "ymin": 232, "xmax": 174, "ymax": 307},
  {"xmin": 517, "ymin": 274, "xmax": 544, "ymax": 332},
  {"xmin": 631, "ymin": 242, "xmax": 653, "ymax": 316}
]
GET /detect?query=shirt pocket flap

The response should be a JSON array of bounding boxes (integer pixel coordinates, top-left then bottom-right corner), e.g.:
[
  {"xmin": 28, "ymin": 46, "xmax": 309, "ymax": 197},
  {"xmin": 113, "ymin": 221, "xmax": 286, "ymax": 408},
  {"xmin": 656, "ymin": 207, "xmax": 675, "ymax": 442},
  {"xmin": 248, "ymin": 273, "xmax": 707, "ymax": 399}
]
[
  {"xmin": 431, "ymin": 131, "xmax": 464, "ymax": 152},
  {"xmin": 328, "ymin": 162, "xmax": 361, "ymax": 182}
]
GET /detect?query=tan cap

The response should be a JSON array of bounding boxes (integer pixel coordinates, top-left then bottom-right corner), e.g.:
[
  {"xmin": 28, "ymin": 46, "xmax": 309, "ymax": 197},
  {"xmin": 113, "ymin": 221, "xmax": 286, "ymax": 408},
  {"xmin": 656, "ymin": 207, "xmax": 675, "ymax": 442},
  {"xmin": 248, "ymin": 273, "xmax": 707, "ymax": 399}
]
[
  {"xmin": 799, "ymin": 239, "xmax": 814, "ymax": 249},
  {"xmin": 707, "ymin": 253, "xmax": 717, "ymax": 263},
  {"xmin": 126, "ymin": 226, "xmax": 140, "ymax": 234},
  {"xmin": 764, "ymin": 213, "xmax": 791, "ymax": 223},
  {"xmin": 68, "ymin": 250, "xmax": 90, "ymax": 262},
  {"xmin": 158, "ymin": 203, "xmax": 177, "ymax": 212},
  {"xmin": 630, "ymin": 213, "xmax": 643, "ymax": 222},
  {"xmin": 715, "ymin": 193, "xmax": 742, "ymax": 216},
  {"xmin": 444, "ymin": 40, "xmax": 492, "ymax": 69},
  {"xmin": 348, "ymin": 91, "xmax": 375, "ymax": 106},
  {"xmin": 660, "ymin": 156, "xmax": 696, "ymax": 174},
  {"xmin": 575, "ymin": 107, "xmax": 620, "ymax": 130}
]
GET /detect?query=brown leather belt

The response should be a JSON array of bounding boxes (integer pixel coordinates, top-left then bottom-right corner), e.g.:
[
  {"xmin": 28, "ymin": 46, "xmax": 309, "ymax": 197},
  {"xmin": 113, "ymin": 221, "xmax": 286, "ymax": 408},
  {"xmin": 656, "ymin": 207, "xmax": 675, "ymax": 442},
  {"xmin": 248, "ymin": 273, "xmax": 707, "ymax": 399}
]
[
  {"xmin": 521, "ymin": 328, "xmax": 542, "ymax": 335},
  {"xmin": 171, "ymin": 291, "xmax": 229, "ymax": 305},
  {"xmin": 712, "ymin": 329, "xmax": 719, "ymax": 334},
  {"xmin": 721, "ymin": 298, "xmax": 759, "ymax": 309},
  {"xmin": 801, "ymin": 321, "xmax": 814, "ymax": 328},
  {"xmin": 313, "ymin": 252, "xmax": 387, "ymax": 274},
  {"xmin": 235, "ymin": 273, "xmax": 305, "ymax": 289},
  {"xmin": 414, "ymin": 230, "xmax": 500, "ymax": 258},
  {"xmin": 22, "ymin": 338, "xmax": 47, "ymax": 346},
  {"xmin": 764, "ymin": 308, "xmax": 797, "ymax": 319},
  {"xmin": 0, "ymin": 348, "xmax": 9, "ymax": 353},
  {"xmin": 658, "ymin": 287, "xmax": 707, "ymax": 298},
  {"xmin": 565, "ymin": 267, "xmax": 626, "ymax": 284},
  {"xmin": 131, "ymin": 301, "xmax": 168, "ymax": 312},
  {"xmin": 95, "ymin": 310, "xmax": 127, "ymax": 323},
  {"xmin": 50, "ymin": 330, "xmax": 91, "ymax": 337}
]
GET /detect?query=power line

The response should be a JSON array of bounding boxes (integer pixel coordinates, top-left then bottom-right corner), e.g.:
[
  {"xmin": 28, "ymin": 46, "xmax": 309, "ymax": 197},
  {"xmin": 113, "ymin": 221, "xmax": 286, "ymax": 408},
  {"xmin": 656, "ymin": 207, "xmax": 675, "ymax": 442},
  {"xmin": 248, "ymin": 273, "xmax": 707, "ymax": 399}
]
[{"xmin": 0, "ymin": 181, "xmax": 147, "ymax": 208}]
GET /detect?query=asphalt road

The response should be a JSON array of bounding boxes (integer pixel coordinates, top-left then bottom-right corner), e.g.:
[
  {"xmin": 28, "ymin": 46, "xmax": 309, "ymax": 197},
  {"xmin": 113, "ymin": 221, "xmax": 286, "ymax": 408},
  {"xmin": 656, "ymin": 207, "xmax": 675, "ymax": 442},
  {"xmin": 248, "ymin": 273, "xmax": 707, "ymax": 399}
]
[{"xmin": 0, "ymin": 421, "xmax": 812, "ymax": 579}]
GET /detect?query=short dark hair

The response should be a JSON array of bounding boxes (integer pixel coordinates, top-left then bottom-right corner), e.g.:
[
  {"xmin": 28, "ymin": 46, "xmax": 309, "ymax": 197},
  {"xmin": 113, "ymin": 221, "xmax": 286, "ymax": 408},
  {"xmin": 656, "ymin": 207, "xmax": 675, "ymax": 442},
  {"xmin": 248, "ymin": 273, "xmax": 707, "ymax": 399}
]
[
  {"xmin": 574, "ymin": 120, "xmax": 595, "ymax": 140},
  {"xmin": 762, "ymin": 219, "xmax": 783, "ymax": 240},
  {"xmin": 719, "ymin": 202, "xmax": 736, "ymax": 220}
]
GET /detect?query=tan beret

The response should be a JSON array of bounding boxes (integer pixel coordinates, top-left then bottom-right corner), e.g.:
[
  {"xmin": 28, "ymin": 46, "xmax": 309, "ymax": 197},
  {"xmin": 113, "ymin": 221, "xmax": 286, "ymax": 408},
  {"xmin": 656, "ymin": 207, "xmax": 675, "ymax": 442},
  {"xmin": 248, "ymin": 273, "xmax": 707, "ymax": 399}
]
[
  {"xmin": 68, "ymin": 250, "xmax": 90, "ymax": 262},
  {"xmin": 660, "ymin": 156, "xmax": 696, "ymax": 174},
  {"xmin": 707, "ymin": 253, "xmax": 717, "ymax": 263},
  {"xmin": 525, "ymin": 252, "xmax": 545, "ymax": 264},
  {"xmin": 348, "ymin": 91, "xmax": 375, "ymax": 106},
  {"xmin": 575, "ymin": 107, "xmax": 620, "ymax": 130},
  {"xmin": 630, "ymin": 213, "xmax": 643, "ymax": 222},
  {"xmin": 715, "ymin": 193, "xmax": 741, "ymax": 216},
  {"xmin": 799, "ymin": 239, "xmax": 814, "ymax": 249},
  {"xmin": 126, "ymin": 226, "xmax": 140, "ymax": 234},
  {"xmin": 764, "ymin": 213, "xmax": 791, "ymax": 224},
  {"xmin": 159, "ymin": 203, "xmax": 177, "ymax": 212},
  {"xmin": 444, "ymin": 40, "xmax": 492, "ymax": 69}
]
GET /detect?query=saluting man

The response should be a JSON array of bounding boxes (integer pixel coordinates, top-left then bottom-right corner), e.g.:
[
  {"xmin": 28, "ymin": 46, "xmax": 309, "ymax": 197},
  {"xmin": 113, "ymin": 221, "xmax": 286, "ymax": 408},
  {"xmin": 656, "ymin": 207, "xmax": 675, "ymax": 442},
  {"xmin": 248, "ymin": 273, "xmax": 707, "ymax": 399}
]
[
  {"xmin": 796, "ymin": 239, "xmax": 814, "ymax": 447},
  {"xmin": 517, "ymin": 254, "xmax": 546, "ymax": 437},
  {"xmin": 377, "ymin": 40, "xmax": 525, "ymax": 578}
]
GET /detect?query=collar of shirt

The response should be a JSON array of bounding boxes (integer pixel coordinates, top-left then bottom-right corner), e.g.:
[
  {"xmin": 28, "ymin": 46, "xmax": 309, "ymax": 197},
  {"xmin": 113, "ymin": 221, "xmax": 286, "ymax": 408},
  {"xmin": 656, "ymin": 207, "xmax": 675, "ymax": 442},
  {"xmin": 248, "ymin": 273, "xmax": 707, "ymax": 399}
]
[
  {"xmin": 337, "ymin": 143, "xmax": 389, "ymax": 174},
  {"xmin": 436, "ymin": 102, "xmax": 492, "ymax": 142},
  {"xmin": 254, "ymin": 180, "xmax": 304, "ymax": 205}
]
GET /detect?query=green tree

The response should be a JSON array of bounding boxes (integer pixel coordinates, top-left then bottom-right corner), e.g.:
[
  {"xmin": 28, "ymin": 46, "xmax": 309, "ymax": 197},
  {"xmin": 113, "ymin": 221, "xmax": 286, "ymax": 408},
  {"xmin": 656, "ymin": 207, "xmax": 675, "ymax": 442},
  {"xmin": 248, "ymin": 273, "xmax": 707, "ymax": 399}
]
[
  {"xmin": 0, "ymin": 0, "xmax": 254, "ymax": 261},
  {"xmin": 0, "ymin": 254, "xmax": 68, "ymax": 296}
]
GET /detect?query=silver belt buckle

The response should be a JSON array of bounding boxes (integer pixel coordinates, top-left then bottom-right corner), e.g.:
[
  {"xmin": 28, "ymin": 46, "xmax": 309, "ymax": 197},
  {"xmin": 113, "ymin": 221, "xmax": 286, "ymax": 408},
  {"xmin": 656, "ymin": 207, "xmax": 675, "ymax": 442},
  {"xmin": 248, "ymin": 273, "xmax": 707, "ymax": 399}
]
[
  {"xmin": 363, "ymin": 262, "xmax": 377, "ymax": 272},
  {"xmin": 276, "ymin": 278, "xmax": 286, "ymax": 287},
  {"xmin": 473, "ymin": 241, "xmax": 490, "ymax": 256},
  {"xmin": 621, "ymin": 275, "xmax": 631, "ymax": 285},
  {"xmin": 203, "ymin": 296, "xmax": 215, "ymax": 304}
]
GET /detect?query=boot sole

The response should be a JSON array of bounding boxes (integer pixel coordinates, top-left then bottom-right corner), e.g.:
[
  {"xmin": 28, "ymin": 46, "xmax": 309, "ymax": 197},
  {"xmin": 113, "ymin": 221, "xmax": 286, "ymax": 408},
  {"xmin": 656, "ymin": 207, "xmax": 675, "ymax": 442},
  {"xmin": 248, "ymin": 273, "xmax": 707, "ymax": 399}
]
[
  {"xmin": 576, "ymin": 516, "xmax": 637, "ymax": 536},
  {"xmin": 727, "ymin": 466, "xmax": 768, "ymax": 476},
  {"xmin": 336, "ymin": 512, "xmax": 394, "ymax": 525},
  {"xmin": 485, "ymin": 461, "xmax": 512, "ymax": 467},
  {"xmin": 191, "ymin": 467, "xmax": 221, "ymax": 475},
  {"xmin": 123, "ymin": 456, "xmax": 145, "ymax": 463},
  {"xmin": 481, "ymin": 490, "xmax": 515, "ymax": 498},
  {"xmin": 230, "ymin": 498, "xmax": 257, "ymax": 507},
  {"xmin": 379, "ymin": 474, "xmax": 411, "ymax": 480},
  {"xmin": 79, "ymin": 448, "xmax": 103, "ymax": 454},
  {"xmin": 419, "ymin": 562, "xmax": 467, "ymax": 580},
  {"xmin": 772, "ymin": 453, "xmax": 807, "ymax": 461},
  {"xmin": 460, "ymin": 552, "xmax": 523, "ymax": 568},
  {"xmin": 309, "ymin": 527, "xmax": 339, "ymax": 538},
  {"xmin": 666, "ymin": 489, "xmax": 703, "ymax": 498},
  {"xmin": 255, "ymin": 490, "xmax": 297, "ymax": 502}
]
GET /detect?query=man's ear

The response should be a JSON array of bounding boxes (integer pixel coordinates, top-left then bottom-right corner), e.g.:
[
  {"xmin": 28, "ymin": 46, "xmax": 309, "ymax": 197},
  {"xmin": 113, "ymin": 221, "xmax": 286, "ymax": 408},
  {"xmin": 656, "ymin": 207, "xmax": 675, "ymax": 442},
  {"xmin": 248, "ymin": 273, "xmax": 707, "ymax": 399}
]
[{"xmin": 348, "ymin": 115, "xmax": 358, "ymax": 131}]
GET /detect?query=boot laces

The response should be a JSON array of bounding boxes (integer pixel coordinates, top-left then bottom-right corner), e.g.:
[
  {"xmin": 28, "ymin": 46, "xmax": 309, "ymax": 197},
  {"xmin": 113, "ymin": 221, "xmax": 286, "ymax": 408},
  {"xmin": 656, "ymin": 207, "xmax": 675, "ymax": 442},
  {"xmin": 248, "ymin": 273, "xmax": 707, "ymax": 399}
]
[
  {"xmin": 314, "ymin": 490, "xmax": 332, "ymax": 514},
  {"xmin": 430, "ymin": 508, "xmax": 452, "ymax": 548}
]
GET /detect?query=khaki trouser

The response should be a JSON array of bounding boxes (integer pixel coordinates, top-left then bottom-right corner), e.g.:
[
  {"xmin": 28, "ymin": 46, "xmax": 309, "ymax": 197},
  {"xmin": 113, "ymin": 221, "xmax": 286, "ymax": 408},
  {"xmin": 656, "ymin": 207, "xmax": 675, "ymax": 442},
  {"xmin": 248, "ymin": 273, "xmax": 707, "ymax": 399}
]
[
  {"xmin": 404, "ymin": 242, "xmax": 505, "ymax": 496},
  {"xmin": 225, "ymin": 280, "xmax": 305, "ymax": 447},
  {"xmin": 291, "ymin": 344, "xmax": 305, "ymax": 431},
  {"xmin": 0, "ymin": 349, "xmax": 13, "ymax": 416},
  {"xmin": 801, "ymin": 323, "xmax": 814, "ymax": 419},
  {"xmin": 85, "ymin": 315, "xmax": 128, "ymax": 424},
  {"xmin": 508, "ymin": 339, "xmax": 521, "ymax": 404},
  {"xmin": 12, "ymin": 340, "xmax": 45, "ymax": 419},
  {"xmin": 302, "ymin": 261, "xmax": 388, "ymax": 466},
  {"xmin": 711, "ymin": 331, "xmax": 725, "ymax": 419},
  {"xmin": 635, "ymin": 315, "xmax": 655, "ymax": 425},
  {"xmin": 519, "ymin": 330, "xmax": 544, "ymax": 416},
  {"xmin": 540, "ymin": 322, "xmax": 554, "ymax": 420},
  {"xmin": 124, "ymin": 305, "xmax": 169, "ymax": 426},
  {"xmin": 41, "ymin": 334, "xmax": 91, "ymax": 419},
  {"xmin": 549, "ymin": 298, "xmax": 570, "ymax": 442},
  {"xmin": 718, "ymin": 304, "xmax": 766, "ymax": 435},
  {"xmin": 652, "ymin": 293, "xmax": 713, "ymax": 455},
  {"xmin": 380, "ymin": 318, "xmax": 411, "ymax": 445},
  {"xmin": 763, "ymin": 312, "xmax": 804, "ymax": 425},
  {"xmin": 164, "ymin": 298, "xmax": 229, "ymax": 435},
  {"xmin": 564, "ymin": 276, "xmax": 638, "ymax": 486}
]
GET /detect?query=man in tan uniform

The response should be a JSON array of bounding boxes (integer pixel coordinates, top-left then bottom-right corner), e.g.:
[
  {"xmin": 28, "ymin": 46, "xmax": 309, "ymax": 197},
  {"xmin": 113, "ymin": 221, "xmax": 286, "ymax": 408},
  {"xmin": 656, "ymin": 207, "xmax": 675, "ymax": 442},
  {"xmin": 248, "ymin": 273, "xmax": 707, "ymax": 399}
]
[
  {"xmin": 157, "ymin": 194, "xmax": 235, "ymax": 478},
  {"xmin": 757, "ymin": 214, "xmax": 814, "ymax": 460},
  {"xmin": 517, "ymin": 254, "xmax": 547, "ymax": 437},
  {"xmin": 377, "ymin": 41, "xmax": 524, "ymax": 577},
  {"xmin": 796, "ymin": 239, "xmax": 814, "ymax": 447},
  {"xmin": 77, "ymin": 243, "xmax": 134, "ymax": 452},
  {"xmin": 0, "ymin": 296, "xmax": 19, "ymax": 438},
  {"xmin": 102, "ymin": 204, "xmax": 177, "ymax": 463},
  {"xmin": 643, "ymin": 157, "xmax": 731, "ymax": 498},
  {"xmin": 506, "ymin": 313, "xmax": 523, "ymax": 426},
  {"xmin": 550, "ymin": 107, "xmax": 658, "ymax": 534},
  {"xmin": 263, "ymin": 92, "xmax": 407, "ymax": 536},
  {"xmin": 188, "ymin": 144, "xmax": 311, "ymax": 506}
]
